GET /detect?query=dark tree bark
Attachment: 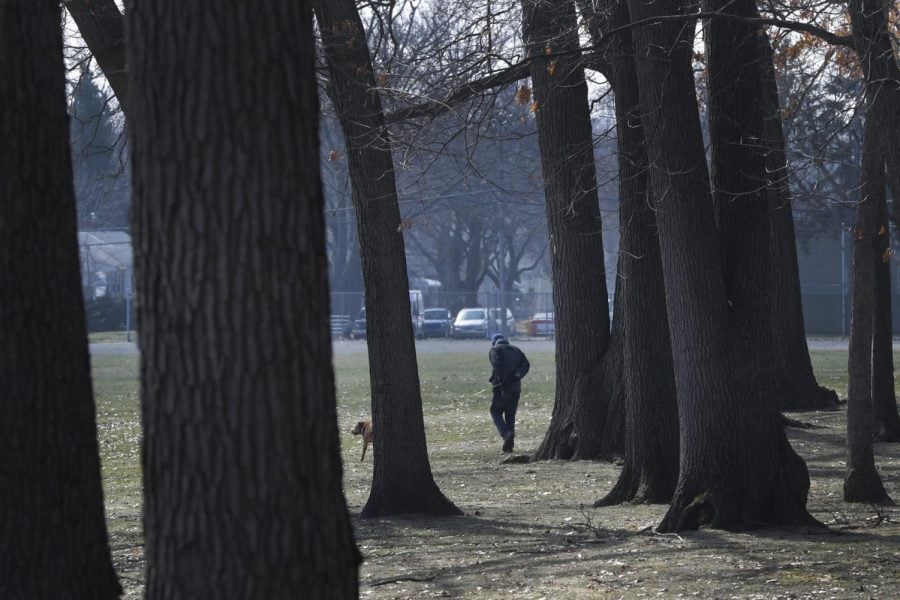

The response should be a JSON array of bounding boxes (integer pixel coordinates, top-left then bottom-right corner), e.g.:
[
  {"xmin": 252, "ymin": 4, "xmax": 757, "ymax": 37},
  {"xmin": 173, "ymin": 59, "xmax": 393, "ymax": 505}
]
[
  {"xmin": 127, "ymin": 1, "xmax": 361, "ymax": 595},
  {"xmin": 523, "ymin": 0, "xmax": 618, "ymax": 461},
  {"xmin": 872, "ymin": 189, "xmax": 900, "ymax": 441},
  {"xmin": 849, "ymin": 0, "xmax": 900, "ymax": 207},
  {"xmin": 579, "ymin": 0, "xmax": 679, "ymax": 505},
  {"xmin": 572, "ymin": 269, "xmax": 626, "ymax": 459},
  {"xmin": 758, "ymin": 34, "xmax": 839, "ymax": 411},
  {"xmin": 0, "ymin": 2, "xmax": 120, "ymax": 597},
  {"xmin": 844, "ymin": 114, "xmax": 894, "ymax": 505},
  {"xmin": 313, "ymin": 0, "xmax": 461, "ymax": 517},
  {"xmin": 66, "ymin": 0, "xmax": 128, "ymax": 112},
  {"xmin": 625, "ymin": 0, "xmax": 817, "ymax": 531},
  {"xmin": 701, "ymin": 0, "xmax": 816, "ymax": 530},
  {"xmin": 848, "ymin": 0, "xmax": 900, "ymax": 444}
]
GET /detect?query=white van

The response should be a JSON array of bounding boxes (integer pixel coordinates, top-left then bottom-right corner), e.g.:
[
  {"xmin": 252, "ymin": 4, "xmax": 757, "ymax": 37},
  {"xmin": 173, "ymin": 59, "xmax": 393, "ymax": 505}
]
[
  {"xmin": 352, "ymin": 289, "xmax": 425, "ymax": 340},
  {"xmin": 409, "ymin": 289, "xmax": 424, "ymax": 338}
]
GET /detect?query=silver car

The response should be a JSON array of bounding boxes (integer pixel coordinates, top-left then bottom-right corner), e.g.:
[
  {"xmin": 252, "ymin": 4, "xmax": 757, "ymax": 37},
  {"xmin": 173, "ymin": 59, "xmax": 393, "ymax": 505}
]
[{"xmin": 450, "ymin": 308, "xmax": 490, "ymax": 339}]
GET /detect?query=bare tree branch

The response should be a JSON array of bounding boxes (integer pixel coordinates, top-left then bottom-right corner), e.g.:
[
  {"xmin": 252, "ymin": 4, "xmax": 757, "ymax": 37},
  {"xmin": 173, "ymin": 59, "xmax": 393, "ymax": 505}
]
[
  {"xmin": 384, "ymin": 8, "xmax": 852, "ymax": 126},
  {"xmin": 64, "ymin": 0, "xmax": 128, "ymax": 112}
]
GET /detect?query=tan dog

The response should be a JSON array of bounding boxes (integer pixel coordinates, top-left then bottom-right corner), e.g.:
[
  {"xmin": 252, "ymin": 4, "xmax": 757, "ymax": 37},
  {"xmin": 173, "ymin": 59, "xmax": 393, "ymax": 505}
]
[{"xmin": 351, "ymin": 420, "xmax": 374, "ymax": 461}]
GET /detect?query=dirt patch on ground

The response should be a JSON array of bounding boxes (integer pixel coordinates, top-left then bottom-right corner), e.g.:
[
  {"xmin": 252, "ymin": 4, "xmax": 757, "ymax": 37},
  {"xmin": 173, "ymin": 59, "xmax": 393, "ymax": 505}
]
[{"xmin": 343, "ymin": 409, "xmax": 900, "ymax": 599}]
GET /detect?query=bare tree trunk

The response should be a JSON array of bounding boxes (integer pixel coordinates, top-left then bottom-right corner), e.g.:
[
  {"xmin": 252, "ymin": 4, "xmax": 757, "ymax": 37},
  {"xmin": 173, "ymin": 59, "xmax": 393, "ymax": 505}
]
[
  {"xmin": 628, "ymin": 0, "xmax": 742, "ymax": 530},
  {"xmin": 625, "ymin": 0, "xmax": 818, "ymax": 531},
  {"xmin": 580, "ymin": 0, "xmax": 679, "ymax": 505},
  {"xmin": 872, "ymin": 189, "xmax": 900, "ymax": 441},
  {"xmin": 66, "ymin": 0, "xmax": 128, "ymax": 111},
  {"xmin": 758, "ymin": 34, "xmax": 839, "ymax": 411},
  {"xmin": 565, "ymin": 268, "xmax": 626, "ymax": 459},
  {"xmin": 702, "ymin": 0, "xmax": 815, "ymax": 529},
  {"xmin": 313, "ymin": 0, "xmax": 461, "ymax": 517},
  {"xmin": 0, "ymin": 2, "xmax": 120, "ymax": 597},
  {"xmin": 847, "ymin": 0, "xmax": 900, "ymax": 443},
  {"xmin": 844, "ymin": 114, "xmax": 894, "ymax": 504},
  {"xmin": 523, "ymin": 0, "xmax": 616, "ymax": 461},
  {"xmin": 128, "ymin": 1, "xmax": 361, "ymax": 595},
  {"xmin": 849, "ymin": 0, "xmax": 900, "ymax": 204}
]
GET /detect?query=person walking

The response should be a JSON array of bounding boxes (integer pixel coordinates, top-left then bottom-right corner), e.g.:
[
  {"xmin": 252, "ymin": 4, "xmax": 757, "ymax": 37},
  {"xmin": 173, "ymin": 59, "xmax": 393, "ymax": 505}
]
[{"xmin": 489, "ymin": 333, "xmax": 530, "ymax": 452}]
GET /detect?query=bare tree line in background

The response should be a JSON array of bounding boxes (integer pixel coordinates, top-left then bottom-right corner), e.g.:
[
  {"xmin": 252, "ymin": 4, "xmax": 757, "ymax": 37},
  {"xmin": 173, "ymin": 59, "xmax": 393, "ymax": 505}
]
[{"xmin": 2, "ymin": 0, "xmax": 899, "ymax": 596}]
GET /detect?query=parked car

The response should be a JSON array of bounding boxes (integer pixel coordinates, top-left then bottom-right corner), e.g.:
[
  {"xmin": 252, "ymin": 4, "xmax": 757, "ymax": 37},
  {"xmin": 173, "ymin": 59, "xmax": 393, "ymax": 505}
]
[
  {"xmin": 450, "ymin": 308, "xmax": 490, "ymax": 339},
  {"xmin": 421, "ymin": 308, "xmax": 452, "ymax": 338},
  {"xmin": 529, "ymin": 311, "xmax": 555, "ymax": 336},
  {"xmin": 349, "ymin": 308, "xmax": 366, "ymax": 340},
  {"xmin": 489, "ymin": 307, "xmax": 517, "ymax": 337}
]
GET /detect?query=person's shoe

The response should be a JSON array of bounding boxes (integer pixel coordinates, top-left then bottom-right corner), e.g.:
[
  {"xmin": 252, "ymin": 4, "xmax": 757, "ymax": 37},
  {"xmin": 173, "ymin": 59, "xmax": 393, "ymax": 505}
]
[{"xmin": 502, "ymin": 432, "xmax": 515, "ymax": 453}]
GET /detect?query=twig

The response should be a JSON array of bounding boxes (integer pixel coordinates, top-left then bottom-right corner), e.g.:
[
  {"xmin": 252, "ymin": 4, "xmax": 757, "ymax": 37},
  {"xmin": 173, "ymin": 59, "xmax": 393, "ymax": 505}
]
[
  {"xmin": 370, "ymin": 575, "xmax": 436, "ymax": 587},
  {"xmin": 639, "ymin": 527, "xmax": 685, "ymax": 541}
]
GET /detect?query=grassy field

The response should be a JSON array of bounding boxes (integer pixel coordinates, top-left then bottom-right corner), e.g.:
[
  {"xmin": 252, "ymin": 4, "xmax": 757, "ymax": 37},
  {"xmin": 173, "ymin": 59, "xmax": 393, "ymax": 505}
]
[
  {"xmin": 807, "ymin": 350, "xmax": 850, "ymax": 399},
  {"xmin": 89, "ymin": 331, "xmax": 136, "ymax": 343},
  {"xmin": 92, "ymin": 348, "xmax": 900, "ymax": 598}
]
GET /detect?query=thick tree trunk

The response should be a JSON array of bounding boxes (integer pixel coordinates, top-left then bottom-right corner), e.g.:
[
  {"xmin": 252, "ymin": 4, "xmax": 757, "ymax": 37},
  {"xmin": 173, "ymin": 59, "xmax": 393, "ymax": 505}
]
[
  {"xmin": 127, "ymin": 1, "xmax": 361, "ymax": 595},
  {"xmin": 598, "ymin": 191, "xmax": 677, "ymax": 505},
  {"xmin": 571, "ymin": 270, "xmax": 626, "ymax": 459},
  {"xmin": 581, "ymin": 0, "xmax": 679, "ymax": 505},
  {"xmin": 850, "ymin": 0, "xmax": 900, "ymax": 205},
  {"xmin": 66, "ymin": 0, "xmax": 128, "ymax": 112},
  {"xmin": 872, "ymin": 191, "xmax": 900, "ymax": 441},
  {"xmin": 523, "ymin": 0, "xmax": 616, "ymax": 461},
  {"xmin": 758, "ymin": 34, "xmax": 839, "ymax": 411},
  {"xmin": 627, "ymin": 0, "xmax": 743, "ymax": 530},
  {"xmin": 702, "ymin": 0, "xmax": 815, "ymax": 529},
  {"xmin": 625, "ymin": 0, "xmax": 817, "ymax": 531},
  {"xmin": 0, "ymin": 2, "xmax": 120, "ymax": 597},
  {"xmin": 849, "ymin": 0, "xmax": 900, "ymax": 443},
  {"xmin": 313, "ymin": 0, "xmax": 461, "ymax": 517},
  {"xmin": 844, "ymin": 115, "xmax": 894, "ymax": 504}
]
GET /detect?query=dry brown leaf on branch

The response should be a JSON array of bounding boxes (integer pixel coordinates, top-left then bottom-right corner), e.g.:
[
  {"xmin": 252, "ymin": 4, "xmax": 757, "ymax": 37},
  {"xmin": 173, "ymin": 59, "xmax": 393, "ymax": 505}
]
[
  {"xmin": 547, "ymin": 60, "xmax": 557, "ymax": 76},
  {"xmin": 529, "ymin": 101, "xmax": 539, "ymax": 113},
  {"xmin": 883, "ymin": 248, "xmax": 894, "ymax": 263},
  {"xmin": 515, "ymin": 85, "xmax": 532, "ymax": 105}
]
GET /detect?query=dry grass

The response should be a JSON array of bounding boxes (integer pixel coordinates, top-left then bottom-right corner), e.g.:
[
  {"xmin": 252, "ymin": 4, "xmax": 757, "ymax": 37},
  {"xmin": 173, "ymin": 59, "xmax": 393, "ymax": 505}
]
[{"xmin": 92, "ymin": 349, "xmax": 900, "ymax": 598}]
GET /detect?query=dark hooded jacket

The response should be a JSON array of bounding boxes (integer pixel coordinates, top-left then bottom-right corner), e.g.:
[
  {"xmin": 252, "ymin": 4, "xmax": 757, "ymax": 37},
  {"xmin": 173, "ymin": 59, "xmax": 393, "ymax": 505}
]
[{"xmin": 489, "ymin": 339, "xmax": 530, "ymax": 393}]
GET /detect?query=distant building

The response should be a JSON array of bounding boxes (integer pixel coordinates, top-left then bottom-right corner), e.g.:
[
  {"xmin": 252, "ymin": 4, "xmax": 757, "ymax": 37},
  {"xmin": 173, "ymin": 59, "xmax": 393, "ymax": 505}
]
[{"xmin": 79, "ymin": 230, "xmax": 132, "ymax": 300}]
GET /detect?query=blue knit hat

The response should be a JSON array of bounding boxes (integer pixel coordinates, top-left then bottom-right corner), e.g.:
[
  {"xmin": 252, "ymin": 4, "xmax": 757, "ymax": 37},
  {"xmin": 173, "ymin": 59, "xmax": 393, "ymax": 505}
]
[{"xmin": 491, "ymin": 333, "xmax": 505, "ymax": 346}]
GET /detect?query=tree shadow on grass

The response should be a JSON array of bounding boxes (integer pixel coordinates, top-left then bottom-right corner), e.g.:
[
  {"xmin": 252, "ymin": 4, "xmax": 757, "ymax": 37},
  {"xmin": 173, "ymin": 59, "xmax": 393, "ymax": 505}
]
[{"xmin": 354, "ymin": 514, "xmax": 652, "ymax": 596}]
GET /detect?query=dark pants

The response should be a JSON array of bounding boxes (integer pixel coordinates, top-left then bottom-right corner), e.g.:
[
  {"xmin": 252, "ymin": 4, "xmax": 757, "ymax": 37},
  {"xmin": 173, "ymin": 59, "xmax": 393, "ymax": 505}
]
[{"xmin": 490, "ymin": 387, "xmax": 520, "ymax": 438}]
